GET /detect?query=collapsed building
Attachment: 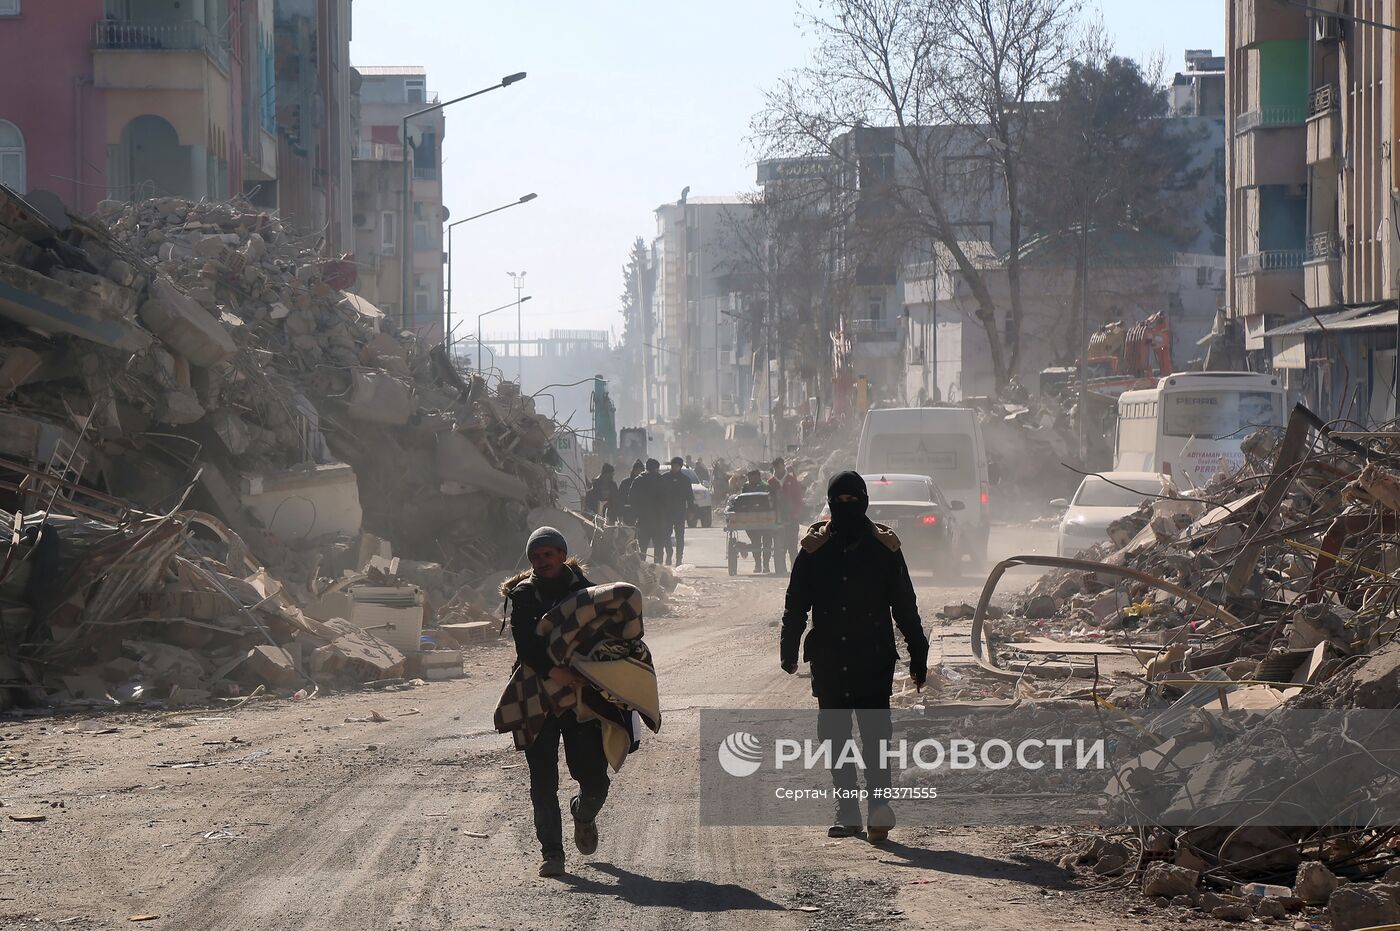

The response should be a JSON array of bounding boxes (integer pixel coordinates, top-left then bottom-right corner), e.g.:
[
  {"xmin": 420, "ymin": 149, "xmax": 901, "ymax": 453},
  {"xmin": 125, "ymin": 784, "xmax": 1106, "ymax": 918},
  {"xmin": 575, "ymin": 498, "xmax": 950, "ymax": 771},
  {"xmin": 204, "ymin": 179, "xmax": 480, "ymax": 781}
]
[
  {"xmin": 0, "ymin": 186, "xmax": 673, "ymax": 710},
  {"xmin": 927, "ymin": 405, "xmax": 1400, "ymax": 928}
]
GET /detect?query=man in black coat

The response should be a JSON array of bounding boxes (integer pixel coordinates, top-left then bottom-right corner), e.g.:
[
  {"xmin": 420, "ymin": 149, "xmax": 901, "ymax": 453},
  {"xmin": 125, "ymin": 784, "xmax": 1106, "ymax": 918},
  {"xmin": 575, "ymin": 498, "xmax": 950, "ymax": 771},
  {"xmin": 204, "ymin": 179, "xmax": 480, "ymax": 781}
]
[
  {"xmin": 617, "ymin": 459, "xmax": 644, "ymax": 526},
  {"xmin": 780, "ymin": 471, "xmax": 929, "ymax": 841},
  {"xmin": 662, "ymin": 456, "xmax": 695, "ymax": 565},
  {"xmin": 503, "ymin": 527, "xmax": 610, "ymax": 877},
  {"xmin": 627, "ymin": 458, "xmax": 668, "ymax": 563}
]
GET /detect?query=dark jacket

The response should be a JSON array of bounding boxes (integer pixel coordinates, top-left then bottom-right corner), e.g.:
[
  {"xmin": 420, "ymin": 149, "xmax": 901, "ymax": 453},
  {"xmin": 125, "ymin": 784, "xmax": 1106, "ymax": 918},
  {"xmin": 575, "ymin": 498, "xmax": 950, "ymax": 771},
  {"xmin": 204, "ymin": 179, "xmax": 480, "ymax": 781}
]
[
  {"xmin": 503, "ymin": 560, "xmax": 594, "ymax": 677},
  {"xmin": 627, "ymin": 471, "xmax": 668, "ymax": 527},
  {"xmin": 663, "ymin": 470, "xmax": 695, "ymax": 520},
  {"xmin": 781, "ymin": 519, "xmax": 928, "ymax": 688}
]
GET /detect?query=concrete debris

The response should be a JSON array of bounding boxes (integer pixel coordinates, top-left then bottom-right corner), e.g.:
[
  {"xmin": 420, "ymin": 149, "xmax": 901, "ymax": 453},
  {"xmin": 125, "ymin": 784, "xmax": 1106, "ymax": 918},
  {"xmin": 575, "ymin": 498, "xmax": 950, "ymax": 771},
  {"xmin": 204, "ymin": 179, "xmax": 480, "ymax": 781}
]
[
  {"xmin": 955, "ymin": 402, "xmax": 1400, "ymax": 916},
  {"xmin": 0, "ymin": 185, "xmax": 589, "ymax": 712}
]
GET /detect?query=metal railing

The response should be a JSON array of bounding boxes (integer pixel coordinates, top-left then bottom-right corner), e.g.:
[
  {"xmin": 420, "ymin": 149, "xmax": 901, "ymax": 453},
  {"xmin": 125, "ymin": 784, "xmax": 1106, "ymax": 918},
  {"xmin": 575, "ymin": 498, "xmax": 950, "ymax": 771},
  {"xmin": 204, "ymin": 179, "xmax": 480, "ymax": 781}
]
[
  {"xmin": 355, "ymin": 142, "xmax": 405, "ymax": 161},
  {"xmin": 1236, "ymin": 249, "xmax": 1305, "ymax": 274},
  {"xmin": 1236, "ymin": 105, "xmax": 1307, "ymax": 133},
  {"xmin": 413, "ymin": 165, "xmax": 437, "ymax": 181},
  {"xmin": 850, "ymin": 317, "xmax": 901, "ymax": 340},
  {"xmin": 94, "ymin": 20, "xmax": 228, "ymax": 69},
  {"xmin": 1309, "ymin": 84, "xmax": 1336, "ymax": 116},
  {"xmin": 1306, "ymin": 230, "xmax": 1341, "ymax": 260}
]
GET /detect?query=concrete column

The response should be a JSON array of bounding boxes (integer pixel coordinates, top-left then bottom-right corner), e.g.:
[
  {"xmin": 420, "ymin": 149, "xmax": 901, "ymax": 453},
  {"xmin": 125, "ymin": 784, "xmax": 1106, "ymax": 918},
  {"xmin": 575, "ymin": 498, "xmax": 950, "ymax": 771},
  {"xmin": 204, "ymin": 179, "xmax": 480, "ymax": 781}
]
[{"xmin": 190, "ymin": 144, "xmax": 209, "ymax": 200}]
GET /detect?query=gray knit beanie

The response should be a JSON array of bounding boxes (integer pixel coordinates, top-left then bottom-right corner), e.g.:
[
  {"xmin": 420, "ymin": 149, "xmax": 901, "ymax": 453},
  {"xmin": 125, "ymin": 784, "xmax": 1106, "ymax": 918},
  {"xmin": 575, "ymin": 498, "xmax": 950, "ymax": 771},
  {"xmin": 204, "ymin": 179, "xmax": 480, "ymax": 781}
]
[{"xmin": 526, "ymin": 526, "xmax": 568, "ymax": 558}]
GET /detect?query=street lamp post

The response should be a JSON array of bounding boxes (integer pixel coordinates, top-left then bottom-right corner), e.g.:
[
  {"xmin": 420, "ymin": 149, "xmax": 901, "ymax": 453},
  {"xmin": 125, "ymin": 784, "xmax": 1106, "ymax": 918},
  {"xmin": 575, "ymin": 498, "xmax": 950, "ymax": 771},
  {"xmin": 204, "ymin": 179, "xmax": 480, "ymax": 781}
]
[
  {"xmin": 446, "ymin": 193, "xmax": 537, "ymax": 356},
  {"xmin": 401, "ymin": 71, "xmax": 526, "ymax": 332},
  {"xmin": 478, "ymin": 295, "xmax": 531, "ymax": 372},
  {"xmin": 507, "ymin": 270, "xmax": 527, "ymax": 383}
]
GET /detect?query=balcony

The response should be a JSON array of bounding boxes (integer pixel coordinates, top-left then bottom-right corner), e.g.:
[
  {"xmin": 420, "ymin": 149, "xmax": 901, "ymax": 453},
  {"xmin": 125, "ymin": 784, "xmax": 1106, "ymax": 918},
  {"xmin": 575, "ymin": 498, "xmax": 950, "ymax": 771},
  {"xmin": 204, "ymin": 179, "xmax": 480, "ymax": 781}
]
[
  {"xmin": 1236, "ymin": 105, "xmax": 1307, "ymax": 134},
  {"xmin": 1236, "ymin": 249, "xmax": 1304, "ymax": 274},
  {"xmin": 850, "ymin": 317, "xmax": 901, "ymax": 342},
  {"xmin": 1233, "ymin": 124, "xmax": 1306, "ymax": 187},
  {"xmin": 93, "ymin": 20, "xmax": 228, "ymax": 71},
  {"xmin": 1304, "ymin": 231, "xmax": 1341, "ymax": 308},
  {"xmin": 1307, "ymin": 87, "xmax": 1339, "ymax": 166},
  {"xmin": 355, "ymin": 142, "xmax": 405, "ymax": 162},
  {"xmin": 1235, "ymin": 249, "xmax": 1304, "ymax": 317},
  {"xmin": 1234, "ymin": 0, "xmax": 1308, "ymax": 47}
]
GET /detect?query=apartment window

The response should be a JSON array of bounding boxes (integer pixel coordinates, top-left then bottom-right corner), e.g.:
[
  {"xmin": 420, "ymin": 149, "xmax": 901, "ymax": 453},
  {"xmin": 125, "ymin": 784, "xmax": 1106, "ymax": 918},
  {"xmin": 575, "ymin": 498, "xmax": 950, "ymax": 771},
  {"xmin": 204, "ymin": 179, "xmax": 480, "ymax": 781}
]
[
  {"xmin": 413, "ymin": 290, "xmax": 430, "ymax": 318},
  {"xmin": 0, "ymin": 1, "xmax": 19, "ymax": 16},
  {"xmin": 405, "ymin": 79, "xmax": 426, "ymax": 104},
  {"xmin": 380, "ymin": 211, "xmax": 395, "ymax": 253},
  {"xmin": 413, "ymin": 131, "xmax": 437, "ymax": 180},
  {"xmin": 867, "ymin": 294, "xmax": 884, "ymax": 320},
  {"xmin": 414, "ymin": 221, "xmax": 430, "ymax": 252},
  {"xmin": 0, "ymin": 120, "xmax": 24, "ymax": 193}
]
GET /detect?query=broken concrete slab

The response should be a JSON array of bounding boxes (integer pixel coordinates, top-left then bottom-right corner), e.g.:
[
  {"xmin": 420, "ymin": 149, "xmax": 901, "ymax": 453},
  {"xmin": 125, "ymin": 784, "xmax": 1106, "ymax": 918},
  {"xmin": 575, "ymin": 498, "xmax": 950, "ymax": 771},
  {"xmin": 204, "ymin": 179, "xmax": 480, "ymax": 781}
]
[{"xmin": 137, "ymin": 275, "xmax": 237, "ymax": 367}]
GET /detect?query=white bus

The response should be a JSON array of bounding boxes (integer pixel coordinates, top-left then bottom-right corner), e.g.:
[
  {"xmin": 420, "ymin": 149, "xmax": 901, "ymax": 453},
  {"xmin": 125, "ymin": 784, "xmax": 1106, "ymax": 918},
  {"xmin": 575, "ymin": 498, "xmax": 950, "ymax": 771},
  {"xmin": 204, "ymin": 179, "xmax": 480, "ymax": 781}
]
[{"xmin": 1115, "ymin": 372, "xmax": 1286, "ymax": 484}]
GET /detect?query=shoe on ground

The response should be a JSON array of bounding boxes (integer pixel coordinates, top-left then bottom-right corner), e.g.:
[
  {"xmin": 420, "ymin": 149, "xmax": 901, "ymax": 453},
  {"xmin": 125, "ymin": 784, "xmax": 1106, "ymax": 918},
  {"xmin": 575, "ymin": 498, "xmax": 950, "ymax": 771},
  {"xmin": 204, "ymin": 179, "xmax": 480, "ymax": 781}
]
[
  {"xmin": 538, "ymin": 854, "xmax": 565, "ymax": 877},
  {"xmin": 570, "ymin": 797, "xmax": 598, "ymax": 855},
  {"xmin": 827, "ymin": 823, "xmax": 862, "ymax": 838},
  {"xmin": 867, "ymin": 803, "xmax": 895, "ymax": 843}
]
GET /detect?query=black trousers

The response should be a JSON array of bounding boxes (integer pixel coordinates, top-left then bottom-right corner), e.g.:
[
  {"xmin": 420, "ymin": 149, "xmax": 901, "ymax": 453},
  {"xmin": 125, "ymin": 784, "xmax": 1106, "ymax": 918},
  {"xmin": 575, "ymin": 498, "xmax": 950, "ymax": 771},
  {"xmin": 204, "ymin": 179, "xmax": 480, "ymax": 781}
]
[
  {"xmin": 812, "ymin": 666, "xmax": 894, "ymax": 821},
  {"xmin": 635, "ymin": 522, "xmax": 665, "ymax": 564},
  {"xmin": 524, "ymin": 710, "xmax": 610, "ymax": 857}
]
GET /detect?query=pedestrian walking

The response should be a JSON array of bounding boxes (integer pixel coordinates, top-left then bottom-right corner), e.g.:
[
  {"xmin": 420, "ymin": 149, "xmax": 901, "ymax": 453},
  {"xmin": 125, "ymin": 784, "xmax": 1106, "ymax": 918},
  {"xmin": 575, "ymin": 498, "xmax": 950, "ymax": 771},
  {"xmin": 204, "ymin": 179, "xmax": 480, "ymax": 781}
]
[
  {"xmin": 711, "ymin": 459, "xmax": 729, "ymax": 500},
  {"xmin": 741, "ymin": 468, "xmax": 773, "ymax": 573},
  {"xmin": 663, "ymin": 456, "xmax": 694, "ymax": 565},
  {"xmin": 498, "ymin": 528, "xmax": 609, "ymax": 877},
  {"xmin": 693, "ymin": 457, "xmax": 710, "ymax": 484},
  {"xmin": 584, "ymin": 463, "xmax": 618, "ymax": 519},
  {"xmin": 628, "ymin": 458, "xmax": 668, "ymax": 563},
  {"xmin": 768, "ymin": 456, "xmax": 804, "ymax": 575},
  {"xmin": 779, "ymin": 471, "xmax": 929, "ymax": 842},
  {"xmin": 495, "ymin": 527, "xmax": 662, "ymax": 878},
  {"xmin": 617, "ymin": 459, "xmax": 644, "ymax": 526}
]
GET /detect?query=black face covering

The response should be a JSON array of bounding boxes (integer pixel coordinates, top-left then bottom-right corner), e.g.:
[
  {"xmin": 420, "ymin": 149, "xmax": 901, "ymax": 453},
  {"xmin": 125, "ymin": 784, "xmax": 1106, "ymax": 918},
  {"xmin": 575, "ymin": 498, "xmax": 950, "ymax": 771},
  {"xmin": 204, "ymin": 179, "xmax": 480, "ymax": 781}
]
[{"xmin": 827, "ymin": 470, "xmax": 869, "ymax": 538}]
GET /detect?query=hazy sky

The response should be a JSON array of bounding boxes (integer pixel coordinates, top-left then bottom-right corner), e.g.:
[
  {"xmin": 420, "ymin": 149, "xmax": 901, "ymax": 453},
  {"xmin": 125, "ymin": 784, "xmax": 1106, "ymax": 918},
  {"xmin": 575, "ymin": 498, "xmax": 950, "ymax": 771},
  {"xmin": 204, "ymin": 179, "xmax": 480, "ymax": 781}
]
[{"xmin": 349, "ymin": 1, "xmax": 1225, "ymax": 340}]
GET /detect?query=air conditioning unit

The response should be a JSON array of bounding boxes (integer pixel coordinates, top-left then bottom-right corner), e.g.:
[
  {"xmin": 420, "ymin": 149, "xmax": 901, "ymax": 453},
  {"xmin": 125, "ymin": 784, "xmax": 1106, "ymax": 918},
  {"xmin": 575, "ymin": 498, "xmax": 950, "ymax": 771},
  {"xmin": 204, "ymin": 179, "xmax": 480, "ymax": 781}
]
[
  {"xmin": 1315, "ymin": 15, "xmax": 1341, "ymax": 42},
  {"xmin": 381, "ymin": 243, "xmax": 396, "ymax": 256}
]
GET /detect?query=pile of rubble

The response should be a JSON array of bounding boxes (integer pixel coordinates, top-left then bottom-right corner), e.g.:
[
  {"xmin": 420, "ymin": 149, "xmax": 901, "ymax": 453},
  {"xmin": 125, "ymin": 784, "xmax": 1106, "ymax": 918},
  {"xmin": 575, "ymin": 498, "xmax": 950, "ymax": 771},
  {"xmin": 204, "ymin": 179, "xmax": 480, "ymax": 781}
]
[
  {"xmin": 0, "ymin": 186, "xmax": 660, "ymax": 709},
  {"xmin": 954, "ymin": 403, "xmax": 1400, "ymax": 928}
]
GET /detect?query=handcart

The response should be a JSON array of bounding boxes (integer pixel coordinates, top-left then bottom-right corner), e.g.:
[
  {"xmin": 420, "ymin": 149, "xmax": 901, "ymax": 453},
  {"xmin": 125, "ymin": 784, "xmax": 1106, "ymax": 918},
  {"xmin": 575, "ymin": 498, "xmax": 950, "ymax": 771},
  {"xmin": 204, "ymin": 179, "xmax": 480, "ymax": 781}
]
[{"xmin": 722, "ymin": 492, "xmax": 782, "ymax": 576}]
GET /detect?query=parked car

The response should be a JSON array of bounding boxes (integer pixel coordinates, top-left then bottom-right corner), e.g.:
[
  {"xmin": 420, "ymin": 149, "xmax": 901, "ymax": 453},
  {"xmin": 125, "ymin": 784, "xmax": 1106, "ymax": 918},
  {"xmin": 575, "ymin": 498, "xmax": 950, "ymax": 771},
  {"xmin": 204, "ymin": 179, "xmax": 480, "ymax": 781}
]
[
  {"xmin": 1052, "ymin": 471, "xmax": 1166, "ymax": 557},
  {"xmin": 819, "ymin": 472, "xmax": 963, "ymax": 578},
  {"xmin": 855, "ymin": 406, "xmax": 990, "ymax": 564},
  {"xmin": 682, "ymin": 467, "xmax": 712, "ymax": 528}
]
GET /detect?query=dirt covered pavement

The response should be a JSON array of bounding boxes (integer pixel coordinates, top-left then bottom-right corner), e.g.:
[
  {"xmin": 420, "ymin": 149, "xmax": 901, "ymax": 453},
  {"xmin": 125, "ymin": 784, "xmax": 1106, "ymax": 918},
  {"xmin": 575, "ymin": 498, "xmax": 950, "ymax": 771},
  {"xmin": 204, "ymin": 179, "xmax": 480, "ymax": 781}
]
[{"xmin": 2, "ymin": 526, "xmax": 1179, "ymax": 930}]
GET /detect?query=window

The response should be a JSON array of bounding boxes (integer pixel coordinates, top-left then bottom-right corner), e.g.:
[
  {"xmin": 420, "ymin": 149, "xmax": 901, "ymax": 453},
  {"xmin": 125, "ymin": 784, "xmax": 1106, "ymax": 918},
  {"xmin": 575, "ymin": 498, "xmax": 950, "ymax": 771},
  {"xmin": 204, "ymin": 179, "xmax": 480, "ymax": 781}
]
[
  {"xmin": 0, "ymin": 1, "xmax": 19, "ymax": 16},
  {"xmin": 867, "ymin": 294, "xmax": 884, "ymax": 320},
  {"xmin": 380, "ymin": 211, "xmax": 395, "ymax": 253},
  {"xmin": 413, "ymin": 221, "xmax": 430, "ymax": 252},
  {"xmin": 413, "ymin": 290, "xmax": 430, "ymax": 316},
  {"xmin": 0, "ymin": 120, "xmax": 23, "ymax": 193},
  {"xmin": 405, "ymin": 79, "xmax": 425, "ymax": 104}
]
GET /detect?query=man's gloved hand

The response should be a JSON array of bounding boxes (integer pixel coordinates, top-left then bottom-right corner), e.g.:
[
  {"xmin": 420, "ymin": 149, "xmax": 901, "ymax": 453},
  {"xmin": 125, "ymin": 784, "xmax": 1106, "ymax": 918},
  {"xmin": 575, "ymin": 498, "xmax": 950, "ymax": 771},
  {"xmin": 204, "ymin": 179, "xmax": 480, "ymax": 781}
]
[
  {"xmin": 781, "ymin": 661, "xmax": 798, "ymax": 675},
  {"xmin": 911, "ymin": 665, "xmax": 927, "ymax": 691}
]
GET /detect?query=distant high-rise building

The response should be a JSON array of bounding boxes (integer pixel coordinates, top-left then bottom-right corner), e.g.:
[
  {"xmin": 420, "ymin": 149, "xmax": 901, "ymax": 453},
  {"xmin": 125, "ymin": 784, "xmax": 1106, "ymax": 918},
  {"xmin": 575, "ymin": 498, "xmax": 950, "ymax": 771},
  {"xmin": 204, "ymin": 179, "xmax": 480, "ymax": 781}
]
[{"xmin": 350, "ymin": 66, "xmax": 446, "ymax": 341}]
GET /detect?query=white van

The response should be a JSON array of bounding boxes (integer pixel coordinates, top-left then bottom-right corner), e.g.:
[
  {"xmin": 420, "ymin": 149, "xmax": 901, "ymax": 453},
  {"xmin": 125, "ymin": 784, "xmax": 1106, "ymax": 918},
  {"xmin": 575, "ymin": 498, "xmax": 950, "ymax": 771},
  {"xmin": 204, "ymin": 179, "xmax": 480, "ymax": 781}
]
[{"xmin": 855, "ymin": 407, "xmax": 991, "ymax": 562}]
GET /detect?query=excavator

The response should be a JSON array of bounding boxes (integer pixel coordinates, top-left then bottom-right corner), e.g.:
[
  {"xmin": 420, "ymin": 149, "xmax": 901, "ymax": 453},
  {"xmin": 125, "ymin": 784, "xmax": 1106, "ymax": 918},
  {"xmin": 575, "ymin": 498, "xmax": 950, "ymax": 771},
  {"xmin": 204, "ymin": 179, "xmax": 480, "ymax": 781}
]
[{"xmin": 1039, "ymin": 312, "xmax": 1172, "ymax": 400}]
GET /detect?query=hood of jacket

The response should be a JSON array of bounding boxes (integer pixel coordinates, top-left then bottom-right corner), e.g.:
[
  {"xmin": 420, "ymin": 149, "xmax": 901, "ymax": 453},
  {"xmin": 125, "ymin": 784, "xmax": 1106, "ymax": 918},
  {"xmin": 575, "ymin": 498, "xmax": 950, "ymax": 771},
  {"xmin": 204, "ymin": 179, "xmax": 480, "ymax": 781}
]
[{"xmin": 501, "ymin": 557, "xmax": 587, "ymax": 597}]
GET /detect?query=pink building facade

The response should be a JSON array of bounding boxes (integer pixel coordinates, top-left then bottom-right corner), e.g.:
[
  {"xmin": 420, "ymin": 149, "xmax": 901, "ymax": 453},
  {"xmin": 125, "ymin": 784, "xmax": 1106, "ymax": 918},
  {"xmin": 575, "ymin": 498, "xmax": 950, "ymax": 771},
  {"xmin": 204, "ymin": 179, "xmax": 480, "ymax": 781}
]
[{"xmin": 0, "ymin": 0, "xmax": 109, "ymax": 212}]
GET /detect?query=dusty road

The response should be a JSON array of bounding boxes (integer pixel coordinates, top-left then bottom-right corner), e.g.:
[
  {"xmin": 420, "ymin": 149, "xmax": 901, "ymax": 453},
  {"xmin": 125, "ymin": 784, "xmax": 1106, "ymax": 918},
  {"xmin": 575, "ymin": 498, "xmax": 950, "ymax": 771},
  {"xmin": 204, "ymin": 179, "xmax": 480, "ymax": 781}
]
[{"xmin": 0, "ymin": 525, "xmax": 1162, "ymax": 930}]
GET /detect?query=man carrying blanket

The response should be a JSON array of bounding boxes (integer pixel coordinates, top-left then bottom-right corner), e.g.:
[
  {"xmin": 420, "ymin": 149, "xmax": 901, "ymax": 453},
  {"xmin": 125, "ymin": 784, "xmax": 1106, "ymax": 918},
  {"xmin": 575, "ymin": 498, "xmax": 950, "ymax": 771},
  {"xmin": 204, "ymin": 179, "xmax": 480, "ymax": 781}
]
[{"xmin": 494, "ymin": 526, "xmax": 661, "ymax": 878}]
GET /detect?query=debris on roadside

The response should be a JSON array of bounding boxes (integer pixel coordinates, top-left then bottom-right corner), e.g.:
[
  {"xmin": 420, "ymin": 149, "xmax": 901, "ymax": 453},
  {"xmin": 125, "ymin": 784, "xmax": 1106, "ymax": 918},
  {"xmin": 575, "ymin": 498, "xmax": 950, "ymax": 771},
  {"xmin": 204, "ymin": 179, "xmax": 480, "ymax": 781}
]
[
  {"xmin": 0, "ymin": 185, "xmax": 657, "ymax": 712},
  {"xmin": 933, "ymin": 403, "xmax": 1400, "ymax": 921}
]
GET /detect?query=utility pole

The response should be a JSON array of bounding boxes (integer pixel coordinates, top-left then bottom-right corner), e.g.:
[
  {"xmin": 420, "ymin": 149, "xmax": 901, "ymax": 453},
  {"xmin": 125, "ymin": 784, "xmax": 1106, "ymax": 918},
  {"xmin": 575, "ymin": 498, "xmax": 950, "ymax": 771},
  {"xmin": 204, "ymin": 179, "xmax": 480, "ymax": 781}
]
[{"xmin": 507, "ymin": 270, "xmax": 527, "ymax": 384}]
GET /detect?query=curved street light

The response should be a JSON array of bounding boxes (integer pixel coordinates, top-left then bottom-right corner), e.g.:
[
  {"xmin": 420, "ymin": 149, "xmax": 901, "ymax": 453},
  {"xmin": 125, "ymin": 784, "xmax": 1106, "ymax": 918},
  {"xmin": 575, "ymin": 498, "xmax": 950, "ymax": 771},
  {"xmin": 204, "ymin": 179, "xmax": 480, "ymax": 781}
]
[
  {"xmin": 446, "ymin": 193, "xmax": 537, "ymax": 351},
  {"xmin": 401, "ymin": 72, "xmax": 528, "ymax": 330}
]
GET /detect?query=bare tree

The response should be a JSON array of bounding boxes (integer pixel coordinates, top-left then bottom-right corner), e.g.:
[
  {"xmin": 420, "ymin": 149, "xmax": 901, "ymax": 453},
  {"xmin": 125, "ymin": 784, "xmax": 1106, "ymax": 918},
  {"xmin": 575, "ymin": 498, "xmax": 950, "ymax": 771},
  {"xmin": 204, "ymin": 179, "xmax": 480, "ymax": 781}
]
[
  {"xmin": 756, "ymin": 0, "xmax": 1079, "ymax": 390},
  {"xmin": 719, "ymin": 169, "xmax": 864, "ymax": 415}
]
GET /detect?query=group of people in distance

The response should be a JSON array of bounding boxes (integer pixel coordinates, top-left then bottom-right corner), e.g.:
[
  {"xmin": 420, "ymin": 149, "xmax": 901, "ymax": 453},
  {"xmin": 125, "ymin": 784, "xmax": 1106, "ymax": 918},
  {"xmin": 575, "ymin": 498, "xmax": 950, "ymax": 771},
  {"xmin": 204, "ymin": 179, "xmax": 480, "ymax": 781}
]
[{"xmin": 583, "ymin": 454, "xmax": 806, "ymax": 573}]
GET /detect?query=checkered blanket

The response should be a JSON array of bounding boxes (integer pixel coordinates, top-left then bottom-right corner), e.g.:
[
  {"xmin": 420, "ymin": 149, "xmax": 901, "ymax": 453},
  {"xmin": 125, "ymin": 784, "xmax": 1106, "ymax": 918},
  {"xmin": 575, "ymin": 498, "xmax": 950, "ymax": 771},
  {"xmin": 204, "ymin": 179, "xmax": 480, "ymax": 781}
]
[{"xmin": 494, "ymin": 582, "xmax": 661, "ymax": 771}]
